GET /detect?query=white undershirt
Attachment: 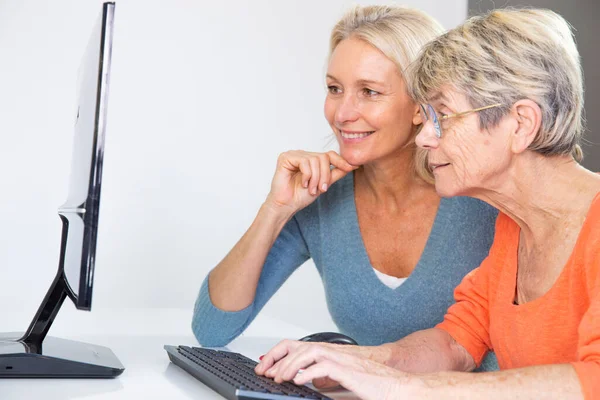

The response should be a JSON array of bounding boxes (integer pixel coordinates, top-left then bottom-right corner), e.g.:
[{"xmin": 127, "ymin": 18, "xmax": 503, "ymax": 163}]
[{"xmin": 372, "ymin": 267, "xmax": 408, "ymax": 289}]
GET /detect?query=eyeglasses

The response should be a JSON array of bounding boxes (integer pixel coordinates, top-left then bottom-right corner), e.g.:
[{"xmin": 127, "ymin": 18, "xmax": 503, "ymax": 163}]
[{"xmin": 419, "ymin": 103, "xmax": 502, "ymax": 138}]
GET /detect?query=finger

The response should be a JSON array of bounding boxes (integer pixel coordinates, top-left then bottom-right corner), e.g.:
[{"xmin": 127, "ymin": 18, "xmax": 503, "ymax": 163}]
[
  {"xmin": 293, "ymin": 360, "xmax": 352, "ymax": 388},
  {"xmin": 277, "ymin": 151, "xmax": 304, "ymax": 173},
  {"xmin": 272, "ymin": 344, "xmax": 318, "ymax": 383},
  {"xmin": 318, "ymin": 154, "xmax": 331, "ymax": 193},
  {"xmin": 267, "ymin": 344, "xmax": 314, "ymax": 383},
  {"xmin": 297, "ymin": 365, "xmax": 379, "ymax": 400},
  {"xmin": 308, "ymin": 157, "xmax": 320, "ymax": 196},
  {"xmin": 298, "ymin": 159, "xmax": 312, "ymax": 189},
  {"xmin": 255, "ymin": 340, "xmax": 296, "ymax": 374},
  {"xmin": 278, "ymin": 152, "xmax": 313, "ymax": 189},
  {"xmin": 327, "ymin": 151, "xmax": 357, "ymax": 172},
  {"xmin": 329, "ymin": 167, "xmax": 352, "ymax": 185},
  {"xmin": 273, "ymin": 344, "xmax": 336, "ymax": 383}
]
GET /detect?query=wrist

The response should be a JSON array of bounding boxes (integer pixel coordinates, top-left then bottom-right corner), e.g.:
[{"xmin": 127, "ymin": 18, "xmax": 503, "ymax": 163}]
[
  {"xmin": 259, "ymin": 200, "xmax": 295, "ymax": 226},
  {"xmin": 399, "ymin": 375, "xmax": 431, "ymax": 398},
  {"xmin": 261, "ymin": 197, "xmax": 296, "ymax": 219},
  {"xmin": 371, "ymin": 343, "xmax": 397, "ymax": 367}
]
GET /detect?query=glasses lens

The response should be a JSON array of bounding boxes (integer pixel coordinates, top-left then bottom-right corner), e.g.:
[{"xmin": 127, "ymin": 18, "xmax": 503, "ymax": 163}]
[
  {"xmin": 420, "ymin": 104, "xmax": 429, "ymax": 122},
  {"xmin": 427, "ymin": 104, "xmax": 442, "ymax": 138}
]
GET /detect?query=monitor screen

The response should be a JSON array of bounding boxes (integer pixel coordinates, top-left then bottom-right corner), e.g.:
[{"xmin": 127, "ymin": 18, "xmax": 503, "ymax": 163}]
[{"xmin": 58, "ymin": 2, "xmax": 115, "ymax": 310}]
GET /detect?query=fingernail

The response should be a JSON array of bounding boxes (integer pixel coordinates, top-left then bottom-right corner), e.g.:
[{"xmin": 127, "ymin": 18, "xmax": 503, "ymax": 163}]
[
  {"xmin": 304, "ymin": 181, "xmax": 308, "ymax": 188},
  {"xmin": 311, "ymin": 188, "xmax": 317, "ymax": 195},
  {"xmin": 322, "ymin": 183, "xmax": 327, "ymax": 191},
  {"xmin": 259, "ymin": 355, "xmax": 264, "ymax": 361}
]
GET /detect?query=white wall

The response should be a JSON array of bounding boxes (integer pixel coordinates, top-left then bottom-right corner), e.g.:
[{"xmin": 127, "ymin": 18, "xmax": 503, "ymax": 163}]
[{"xmin": 0, "ymin": 0, "xmax": 466, "ymax": 333}]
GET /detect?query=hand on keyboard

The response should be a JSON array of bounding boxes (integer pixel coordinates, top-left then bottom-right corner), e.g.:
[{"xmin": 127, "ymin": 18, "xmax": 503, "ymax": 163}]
[
  {"xmin": 165, "ymin": 345, "xmax": 334, "ymax": 400},
  {"xmin": 255, "ymin": 340, "xmax": 413, "ymax": 400}
]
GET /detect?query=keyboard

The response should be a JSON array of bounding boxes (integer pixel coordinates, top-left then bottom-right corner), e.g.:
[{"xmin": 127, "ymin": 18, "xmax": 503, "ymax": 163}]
[{"xmin": 164, "ymin": 345, "xmax": 333, "ymax": 400}]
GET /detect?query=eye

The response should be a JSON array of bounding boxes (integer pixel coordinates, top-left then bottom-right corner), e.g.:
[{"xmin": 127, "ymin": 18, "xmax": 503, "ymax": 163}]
[
  {"xmin": 327, "ymin": 85, "xmax": 342, "ymax": 95},
  {"xmin": 438, "ymin": 104, "xmax": 452, "ymax": 119},
  {"xmin": 362, "ymin": 88, "xmax": 379, "ymax": 97}
]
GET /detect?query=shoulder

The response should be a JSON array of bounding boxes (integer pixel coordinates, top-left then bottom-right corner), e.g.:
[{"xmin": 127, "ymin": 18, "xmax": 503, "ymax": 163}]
[
  {"xmin": 582, "ymin": 192, "xmax": 600, "ymax": 241},
  {"xmin": 578, "ymin": 192, "xmax": 600, "ymax": 286}
]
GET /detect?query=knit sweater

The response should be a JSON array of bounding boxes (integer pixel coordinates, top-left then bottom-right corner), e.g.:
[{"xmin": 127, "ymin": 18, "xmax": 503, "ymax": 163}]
[
  {"xmin": 438, "ymin": 194, "xmax": 600, "ymax": 398},
  {"xmin": 192, "ymin": 173, "xmax": 499, "ymax": 369}
]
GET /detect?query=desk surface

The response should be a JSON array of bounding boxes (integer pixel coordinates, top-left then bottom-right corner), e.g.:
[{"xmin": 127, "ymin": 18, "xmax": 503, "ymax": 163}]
[{"xmin": 0, "ymin": 308, "xmax": 358, "ymax": 399}]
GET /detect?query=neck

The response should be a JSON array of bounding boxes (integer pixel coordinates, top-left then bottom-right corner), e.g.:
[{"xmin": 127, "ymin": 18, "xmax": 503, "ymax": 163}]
[
  {"xmin": 473, "ymin": 153, "xmax": 600, "ymax": 244},
  {"xmin": 355, "ymin": 145, "xmax": 433, "ymax": 212}
]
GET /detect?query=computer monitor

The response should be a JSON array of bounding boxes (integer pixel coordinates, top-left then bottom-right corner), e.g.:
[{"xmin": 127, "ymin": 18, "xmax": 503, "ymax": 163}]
[{"xmin": 0, "ymin": 2, "xmax": 124, "ymax": 378}]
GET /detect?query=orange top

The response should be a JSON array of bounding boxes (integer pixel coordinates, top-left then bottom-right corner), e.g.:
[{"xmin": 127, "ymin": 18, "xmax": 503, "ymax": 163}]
[{"xmin": 437, "ymin": 193, "xmax": 600, "ymax": 400}]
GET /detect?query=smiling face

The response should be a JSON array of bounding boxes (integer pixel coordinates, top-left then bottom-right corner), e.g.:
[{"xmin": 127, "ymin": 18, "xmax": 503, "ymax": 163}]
[
  {"xmin": 415, "ymin": 89, "xmax": 514, "ymax": 198},
  {"xmin": 324, "ymin": 37, "xmax": 420, "ymax": 166}
]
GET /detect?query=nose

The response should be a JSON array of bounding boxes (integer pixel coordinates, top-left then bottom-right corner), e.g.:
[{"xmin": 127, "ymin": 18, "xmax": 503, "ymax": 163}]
[
  {"xmin": 334, "ymin": 94, "xmax": 360, "ymax": 125},
  {"xmin": 415, "ymin": 120, "xmax": 440, "ymax": 150}
]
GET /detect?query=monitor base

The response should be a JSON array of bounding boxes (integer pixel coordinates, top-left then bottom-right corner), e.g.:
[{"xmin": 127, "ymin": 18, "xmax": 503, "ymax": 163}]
[{"xmin": 0, "ymin": 333, "xmax": 124, "ymax": 378}]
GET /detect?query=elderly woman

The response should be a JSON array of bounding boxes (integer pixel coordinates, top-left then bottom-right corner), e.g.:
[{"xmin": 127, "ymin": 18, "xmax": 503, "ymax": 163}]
[
  {"xmin": 255, "ymin": 8, "xmax": 600, "ymax": 400},
  {"xmin": 192, "ymin": 5, "xmax": 498, "ymax": 371}
]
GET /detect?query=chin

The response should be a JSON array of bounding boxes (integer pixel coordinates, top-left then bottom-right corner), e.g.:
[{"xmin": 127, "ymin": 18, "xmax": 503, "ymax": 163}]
[
  {"xmin": 433, "ymin": 181, "xmax": 464, "ymax": 198},
  {"xmin": 338, "ymin": 150, "xmax": 367, "ymax": 167}
]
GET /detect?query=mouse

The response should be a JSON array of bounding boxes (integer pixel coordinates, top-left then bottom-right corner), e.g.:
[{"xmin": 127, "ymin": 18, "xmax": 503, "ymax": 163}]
[{"xmin": 298, "ymin": 332, "xmax": 358, "ymax": 346}]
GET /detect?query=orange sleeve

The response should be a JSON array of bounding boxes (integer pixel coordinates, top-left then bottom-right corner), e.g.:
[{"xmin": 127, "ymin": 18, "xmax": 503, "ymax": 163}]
[
  {"xmin": 571, "ymin": 240, "xmax": 600, "ymax": 400},
  {"xmin": 436, "ymin": 254, "xmax": 494, "ymax": 367}
]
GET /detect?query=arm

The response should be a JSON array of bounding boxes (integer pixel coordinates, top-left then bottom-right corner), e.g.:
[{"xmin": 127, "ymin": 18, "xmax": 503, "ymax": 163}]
[
  {"xmin": 274, "ymin": 334, "xmax": 582, "ymax": 399},
  {"xmin": 412, "ymin": 364, "xmax": 582, "ymax": 399},
  {"xmin": 415, "ymin": 219, "xmax": 600, "ymax": 400},
  {"xmin": 378, "ymin": 327, "xmax": 476, "ymax": 373},
  {"xmin": 206, "ymin": 202, "xmax": 295, "ymax": 312},
  {"xmin": 375, "ymin": 255, "xmax": 494, "ymax": 373},
  {"xmin": 290, "ymin": 354, "xmax": 583, "ymax": 400},
  {"xmin": 192, "ymin": 151, "xmax": 356, "ymax": 346},
  {"xmin": 205, "ymin": 150, "xmax": 355, "ymax": 312},
  {"xmin": 255, "ymin": 327, "xmax": 474, "ymax": 384},
  {"xmin": 192, "ymin": 212, "xmax": 308, "ymax": 346}
]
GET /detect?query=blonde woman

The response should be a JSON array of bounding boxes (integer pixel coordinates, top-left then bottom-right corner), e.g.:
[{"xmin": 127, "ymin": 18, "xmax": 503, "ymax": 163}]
[
  {"xmin": 193, "ymin": 5, "xmax": 497, "ymax": 369},
  {"xmin": 256, "ymin": 8, "xmax": 600, "ymax": 399}
]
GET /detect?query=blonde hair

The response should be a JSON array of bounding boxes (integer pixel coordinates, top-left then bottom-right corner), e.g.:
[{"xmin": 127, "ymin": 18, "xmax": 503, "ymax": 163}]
[
  {"xmin": 409, "ymin": 8, "xmax": 585, "ymax": 182},
  {"xmin": 329, "ymin": 5, "xmax": 444, "ymax": 182}
]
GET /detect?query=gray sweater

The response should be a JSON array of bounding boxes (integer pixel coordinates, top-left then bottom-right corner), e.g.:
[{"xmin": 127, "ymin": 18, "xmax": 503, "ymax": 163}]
[{"xmin": 193, "ymin": 173, "xmax": 499, "ymax": 369}]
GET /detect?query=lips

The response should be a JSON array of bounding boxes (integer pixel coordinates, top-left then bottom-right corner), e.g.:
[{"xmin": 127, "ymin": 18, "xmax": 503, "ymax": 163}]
[
  {"xmin": 429, "ymin": 163, "xmax": 450, "ymax": 171},
  {"xmin": 339, "ymin": 130, "xmax": 374, "ymax": 140}
]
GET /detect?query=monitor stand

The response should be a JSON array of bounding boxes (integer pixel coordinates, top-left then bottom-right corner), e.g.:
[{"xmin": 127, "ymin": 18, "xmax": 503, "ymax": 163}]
[{"xmin": 0, "ymin": 221, "xmax": 124, "ymax": 378}]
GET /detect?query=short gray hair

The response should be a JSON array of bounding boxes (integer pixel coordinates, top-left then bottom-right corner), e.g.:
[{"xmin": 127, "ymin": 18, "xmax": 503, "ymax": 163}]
[{"xmin": 410, "ymin": 8, "xmax": 585, "ymax": 179}]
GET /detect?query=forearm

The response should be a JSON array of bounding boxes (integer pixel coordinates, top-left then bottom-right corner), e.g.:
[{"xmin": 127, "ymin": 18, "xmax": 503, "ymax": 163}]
[
  {"xmin": 375, "ymin": 328, "xmax": 475, "ymax": 373},
  {"xmin": 414, "ymin": 364, "xmax": 582, "ymax": 399},
  {"xmin": 208, "ymin": 202, "xmax": 293, "ymax": 311}
]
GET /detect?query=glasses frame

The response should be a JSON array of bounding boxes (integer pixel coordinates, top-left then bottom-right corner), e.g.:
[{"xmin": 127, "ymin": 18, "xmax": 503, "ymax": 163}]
[{"xmin": 420, "ymin": 103, "xmax": 502, "ymax": 138}]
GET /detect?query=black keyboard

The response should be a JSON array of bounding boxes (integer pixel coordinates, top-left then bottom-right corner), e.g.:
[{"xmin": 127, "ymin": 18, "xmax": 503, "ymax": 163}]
[{"xmin": 164, "ymin": 345, "xmax": 333, "ymax": 400}]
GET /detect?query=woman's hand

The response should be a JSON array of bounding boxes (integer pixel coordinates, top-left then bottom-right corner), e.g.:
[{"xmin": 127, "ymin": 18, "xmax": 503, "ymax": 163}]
[
  {"xmin": 254, "ymin": 340, "xmax": 415, "ymax": 400},
  {"xmin": 265, "ymin": 150, "xmax": 357, "ymax": 215}
]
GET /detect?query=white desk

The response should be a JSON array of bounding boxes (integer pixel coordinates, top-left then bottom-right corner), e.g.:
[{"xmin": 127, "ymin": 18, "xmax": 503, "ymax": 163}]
[{"xmin": 0, "ymin": 308, "xmax": 358, "ymax": 399}]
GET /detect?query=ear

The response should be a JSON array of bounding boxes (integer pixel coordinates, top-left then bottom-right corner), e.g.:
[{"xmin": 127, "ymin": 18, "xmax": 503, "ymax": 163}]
[
  {"xmin": 412, "ymin": 103, "xmax": 424, "ymax": 126},
  {"xmin": 510, "ymin": 99, "xmax": 542, "ymax": 154}
]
